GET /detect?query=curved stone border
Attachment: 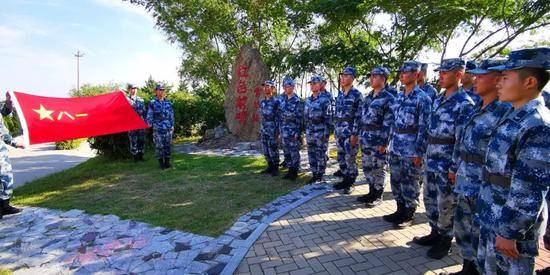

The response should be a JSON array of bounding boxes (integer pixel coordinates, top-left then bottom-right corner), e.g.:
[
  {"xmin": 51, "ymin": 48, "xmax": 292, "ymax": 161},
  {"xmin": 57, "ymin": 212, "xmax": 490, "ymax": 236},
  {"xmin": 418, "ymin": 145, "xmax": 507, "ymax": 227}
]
[{"xmin": 219, "ymin": 183, "xmax": 331, "ymax": 275}]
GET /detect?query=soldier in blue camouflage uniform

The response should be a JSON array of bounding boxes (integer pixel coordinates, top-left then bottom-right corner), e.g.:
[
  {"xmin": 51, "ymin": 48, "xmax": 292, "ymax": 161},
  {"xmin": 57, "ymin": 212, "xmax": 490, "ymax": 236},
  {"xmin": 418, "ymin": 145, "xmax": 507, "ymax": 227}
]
[
  {"xmin": 384, "ymin": 61, "xmax": 432, "ymax": 228},
  {"xmin": 304, "ymin": 75, "xmax": 332, "ymax": 183},
  {"xmin": 1, "ymin": 92, "xmax": 13, "ymax": 117},
  {"xmin": 462, "ymin": 60, "xmax": 482, "ymax": 107},
  {"xmin": 259, "ymin": 80, "xmax": 281, "ymax": 176},
  {"xmin": 355, "ymin": 67, "xmax": 395, "ymax": 207},
  {"xmin": 279, "ymin": 76, "xmax": 303, "ymax": 181},
  {"xmin": 332, "ymin": 67, "xmax": 362, "ymax": 194},
  {"xmin": 476, "ymin": 48, "xmax": 549, "ymax": 275},
  {"xmin": 447, "ymin": 59, "xmax": 510, "ymax": 275},
  {"xmin": 419, "ymin": 63, "xmax": 439, "ymax": 101},
  {"xmin": 126, "ymin": 84, "xmax": 147, "ymax": 162},
  {"xmin": 0, "ymin": 100, "xmax": 24, "ymax": 219},
  {"xmin": 146, "ymin": 84, "xmax": 174, "ymax": 170},
  {"xmin": 413, "ymin": 58, "xmax": 476, "ymax": 259}
]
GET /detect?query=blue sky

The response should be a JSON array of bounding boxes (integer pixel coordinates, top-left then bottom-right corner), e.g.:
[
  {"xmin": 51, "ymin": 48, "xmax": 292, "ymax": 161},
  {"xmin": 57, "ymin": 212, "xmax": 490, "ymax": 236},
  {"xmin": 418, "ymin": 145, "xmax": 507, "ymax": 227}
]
[{"xmin": 0, "ymin": 0, "xmax": 181, "ymax": 97}]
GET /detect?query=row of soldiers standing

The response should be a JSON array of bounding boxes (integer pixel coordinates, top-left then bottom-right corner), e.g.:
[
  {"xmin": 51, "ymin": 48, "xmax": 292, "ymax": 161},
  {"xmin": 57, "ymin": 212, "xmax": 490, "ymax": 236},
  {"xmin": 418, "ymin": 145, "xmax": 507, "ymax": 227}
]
[{"xmin": 259, "ymin": 47, "xmax": 550, "ymax": 274}]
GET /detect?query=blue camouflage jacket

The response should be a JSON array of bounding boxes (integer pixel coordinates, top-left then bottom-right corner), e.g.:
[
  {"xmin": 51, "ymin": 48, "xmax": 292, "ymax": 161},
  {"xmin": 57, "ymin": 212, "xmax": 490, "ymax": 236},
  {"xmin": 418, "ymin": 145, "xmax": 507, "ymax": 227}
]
[
  {"xmin": 419, "ymin": 83, "xmax": 438, "ymax": 101},
  {"xmin": 304, "ymin": 92, "xmax": 331, "ymax": 138},
  {"xmin": 452, "ymin": 99, "xmax": 511, "ymax": 197},
  {"xmin": 146, "ymin": 98, "xmax": 174, "ymax": 131},
  {"xmin": 260, "ymin": 96, "xmax": 280, "ymax": 136},
  {"xmin": 477, "ymin": 97, "xmax": 549, "ymax": 256},
  {"xmin": 388, "ymin": 86, "xmax": 432, "ymax": 158},
  {"xmin": 279, "ymin": 93, "xmax": 303, "ymax": 139},
  {"xmin": 426, "ymin": 88, "xmax": 475, "ymax": 173},
  {"xmin": 127, "ymin": 95, "xmax": 146, "ymax": 120},
  {"xmin": 358, "ymin": 87, "xmax": 395, "ymax": 148},
  {"xmin": 334, "ymin": 87, "xmax": 362, "ymax": 138}
]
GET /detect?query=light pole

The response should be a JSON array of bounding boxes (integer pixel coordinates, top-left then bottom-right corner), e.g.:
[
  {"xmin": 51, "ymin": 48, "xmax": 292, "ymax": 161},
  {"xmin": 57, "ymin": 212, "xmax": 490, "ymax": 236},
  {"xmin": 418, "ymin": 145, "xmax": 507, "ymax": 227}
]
[{"xmin": 75, "ymin": 50, "xmax": 85, "ymax": 92}]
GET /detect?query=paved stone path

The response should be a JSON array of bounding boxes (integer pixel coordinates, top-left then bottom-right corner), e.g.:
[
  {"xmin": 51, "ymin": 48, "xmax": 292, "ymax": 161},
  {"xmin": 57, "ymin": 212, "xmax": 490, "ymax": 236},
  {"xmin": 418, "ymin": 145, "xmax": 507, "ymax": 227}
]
[{"xmin": 3, "ymin": 141, "xmax": 548, "ymax": 274}]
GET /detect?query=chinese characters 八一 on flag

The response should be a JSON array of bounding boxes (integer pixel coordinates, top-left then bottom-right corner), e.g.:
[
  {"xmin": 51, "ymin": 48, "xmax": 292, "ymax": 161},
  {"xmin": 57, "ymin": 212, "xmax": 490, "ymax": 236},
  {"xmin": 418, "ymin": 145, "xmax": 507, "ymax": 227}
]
[{"xmin": 10, "ymin": 91, "xmax": 148, "ymax": 145}]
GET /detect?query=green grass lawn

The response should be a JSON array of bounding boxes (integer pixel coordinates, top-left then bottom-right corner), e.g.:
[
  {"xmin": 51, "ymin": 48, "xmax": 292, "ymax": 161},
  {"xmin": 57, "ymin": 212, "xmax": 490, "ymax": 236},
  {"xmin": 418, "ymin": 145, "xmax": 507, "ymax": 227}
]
[{"xmin": 13, "ymin": 153, "xmax": 306, "ymax": 237}]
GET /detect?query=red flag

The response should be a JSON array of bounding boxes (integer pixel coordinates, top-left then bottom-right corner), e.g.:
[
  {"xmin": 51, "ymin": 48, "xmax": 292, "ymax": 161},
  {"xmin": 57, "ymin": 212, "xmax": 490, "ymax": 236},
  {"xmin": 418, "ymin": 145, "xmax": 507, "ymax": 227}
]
[{"xmin": 10, "ymin": 91, "xmax": 148, "ymax": 145}]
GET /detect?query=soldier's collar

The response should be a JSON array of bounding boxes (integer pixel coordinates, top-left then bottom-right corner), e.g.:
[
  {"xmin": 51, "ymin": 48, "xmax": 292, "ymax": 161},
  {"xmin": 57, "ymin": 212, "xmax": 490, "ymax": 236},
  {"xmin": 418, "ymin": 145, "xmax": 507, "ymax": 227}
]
[{"xmin": 507, "ymin": 97, "xmax": 545, "ymax": 122}]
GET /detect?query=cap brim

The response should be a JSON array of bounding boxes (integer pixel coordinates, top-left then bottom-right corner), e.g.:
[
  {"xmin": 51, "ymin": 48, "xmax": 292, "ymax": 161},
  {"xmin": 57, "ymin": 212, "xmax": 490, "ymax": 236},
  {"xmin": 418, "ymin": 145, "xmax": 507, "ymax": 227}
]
[
  {"xmin": 466, "ymin": 68, "xmax": 490, "ymax": 75},
  {"xmin": 487, "ymin": 65, "xmax": 510, "ymax": 71}
]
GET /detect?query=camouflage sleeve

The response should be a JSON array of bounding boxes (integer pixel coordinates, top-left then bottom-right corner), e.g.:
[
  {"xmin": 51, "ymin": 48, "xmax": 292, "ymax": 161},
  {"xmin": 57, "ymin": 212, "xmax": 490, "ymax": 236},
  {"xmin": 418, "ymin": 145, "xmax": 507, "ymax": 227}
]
[
  {"xmin": 139, "ymin": 100, "xmax": 147, "ymax": 120},
  {"xmin": 382, "ymin": 96, "xmax": 395, "ymax": 146},
  {"xmin": 168, "ymin": 102, "xmax": 175, "ymax": 129},
  {"xmin": 146, "ymin": 101, "xmax": 154, "ymax": 127},
  {"xmin": 414, "ymin": 96, "xmax": 432, "ymax": 157},
  {"xmin": 0, "ymin": 116, "xmax": 15, "ymax": 147},
  {"xmin": 450, "ymin": 102, "xmax": 475, "ymax": 173},
  {"xmin": 352, "ymin": 94, "xmax": 363, "ymax": 136},
  {"xmin": 275, "ymin": 101, "xmax": 281, "ymax": 134},
  {"xmin": 498, "ymin": 125, "xmax": 550, "ymax": 240},
  {"xmin": 1, "ymin": 104, "xmax": 12, "ymax": 117},
  {"xmin": 298, "ymin": 100, "xmax": 304, "ymax": 136},
  {"xmin": 324, "ymin": 98, "xmax": 331, "ymax": 138}
]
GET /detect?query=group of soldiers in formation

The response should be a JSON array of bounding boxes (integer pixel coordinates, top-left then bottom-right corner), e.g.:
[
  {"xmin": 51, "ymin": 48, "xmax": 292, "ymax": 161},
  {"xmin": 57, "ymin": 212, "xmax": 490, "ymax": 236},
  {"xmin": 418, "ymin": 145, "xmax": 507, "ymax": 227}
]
[
  {"xmin": 125, "ymin": 84, "xmax": 175, "ymax": 170},
  {"xmin": 258, "ymin": 47, "xmax": 550, "ymax": 275}
]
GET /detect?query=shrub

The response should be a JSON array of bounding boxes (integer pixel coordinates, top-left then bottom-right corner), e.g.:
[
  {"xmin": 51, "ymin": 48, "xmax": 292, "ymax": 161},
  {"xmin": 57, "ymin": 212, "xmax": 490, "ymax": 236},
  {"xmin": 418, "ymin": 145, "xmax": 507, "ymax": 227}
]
[{"xmin": 55, "ymin": 139, "xmax": 86, "ymax": 150}]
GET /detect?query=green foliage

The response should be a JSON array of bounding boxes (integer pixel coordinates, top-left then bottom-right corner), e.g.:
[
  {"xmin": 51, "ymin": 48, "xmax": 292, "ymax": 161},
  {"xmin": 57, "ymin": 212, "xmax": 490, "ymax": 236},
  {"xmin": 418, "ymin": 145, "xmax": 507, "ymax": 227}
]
[
  {"xmin": 55, "ymin": 138, "xmax": 86, "ymax": 150},
  {"xmin": 69, "ymin": 83, "xmax": 120, "ymax": 97},
  {"xmin": 3, "ymin": 111, "xmax": 21, "ymax": 136}
]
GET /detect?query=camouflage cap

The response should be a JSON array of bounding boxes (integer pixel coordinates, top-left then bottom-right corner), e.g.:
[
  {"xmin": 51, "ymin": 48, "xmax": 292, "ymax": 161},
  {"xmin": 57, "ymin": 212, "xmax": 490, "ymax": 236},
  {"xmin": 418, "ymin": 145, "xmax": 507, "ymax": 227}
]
[
  {"xmin": 155, "ymin": 84, "xmax": 165, "ymax": 91},
  {"xmin": 341, "ymin": 66, "xmax": 357, "ymax": 77},
  {"xmin": 397, "ymin": 61, "xmax": 421, "ymax": 72},
  {"xmin": 307, "ymin": 75, "xmax": 323, "ymax": 84},
  {"xmin": 465, "ymin": 60, "xmax": 478, "ymax": 71},
  {"xmin": 488, "ymin": 47, "xmax": 550, "ymax": 71},
  {"xmin": 127, "ymin": 83, "xmax": 137, "ymax": 89},
  {"xmin": 434, "ymin": 58, "xmax": 465, "ymax": 72},
  {"xmin": 466, "ymin": 59, "xmax": 507, "ymax": 75},
  {"xmin": 367, "ymin": 66, "xmax": 391, "ymax": 77},
  {"xmin": 262, "ymin": 80, "xmax": 276, "ymax": 87},
  {"xmin": 319, "ymin": 75, "xmax": 327, "ymax": 82},
  {"xmin": 282, "ymin": 76, "xmax": 295, "ymax": 87}
]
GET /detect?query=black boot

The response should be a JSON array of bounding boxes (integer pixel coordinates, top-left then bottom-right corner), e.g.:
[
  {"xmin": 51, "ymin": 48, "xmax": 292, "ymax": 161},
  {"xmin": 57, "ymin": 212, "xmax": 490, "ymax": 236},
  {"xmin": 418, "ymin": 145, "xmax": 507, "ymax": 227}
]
[
  {"xmin": 270, "ymin": 163, "xmax": 279, "ymax": 176},
  {"xmin": 332, "ymin": 176, "xmax": 348, "ymax": 190},
  {"xmin": 261, "ymin": 162, "xmax": 272, "ymax": 174},
  {"xmin": 393, "ymin": 207, "xmax": 415, "ymax": 229},
  {"xmin": 427, "ymin": 236, "xmax": 453, "ymax": 259},
  {"xmin": 133, "ymin": 154, "xmax": 139, "ymax": 162},
  {"xmin": 343, "ymin": 178, "xmax": 355, "ymax": 194},
  {"xmin": 446, "ymin": 260, "xmax": 479, "ymax": 275},
  {"xmin": 383, "ymin": 202, "xmax": 404, "ymax": 223},
  {"xmin": 158, "ymin": 158, "xmax": 165, "ymax": 169},
  {"xmin": 164, "ymin": 157, "xmax": 172, "ymax": 169},
  {"xmin": 413, "ymin": 228, "xmax": 441, "ymax": 246},
  {"xmin": 281, "ymin": 160, "xmax": 287, "ymax": 168},
  {"xmin": 1, "ymin": 199, "xmax": 21, "ymax": 215},
  {"xmin": 283, "ymin": 167, "xmax": 298, "ymax": 180},
  {"xmin": 138, "ymin": 152, "xmax": 145, "ymax": 161},
  {"xmin": 308, "ymin": 174, "xmax": 319, "ymax": 184},
  {"xmin": 365, "ymin": 188, "xmax": 384, "ymax": 208},
  {"xmin": 356, "ymin": 189, "xmax": 374, "ymax": 203},
  {"xmin": 333, "ymin": 170, "xmax": 344, "ymax": 177}
]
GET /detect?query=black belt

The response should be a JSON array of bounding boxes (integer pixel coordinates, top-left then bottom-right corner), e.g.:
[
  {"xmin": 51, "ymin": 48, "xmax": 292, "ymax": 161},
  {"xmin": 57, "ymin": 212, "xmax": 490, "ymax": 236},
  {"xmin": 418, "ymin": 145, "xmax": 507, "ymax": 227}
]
[
  {"xmin": 460, "ymin": 152, "xmax": 484, "ymax": 165},
  {"xmin": 482, "ymin": 169, "xmax": 511, "ymax": 188},
  {"xmin": 395, "ymin": 127, "xmax": 418, "ymax": 134},
  {"xmin": 428, "ymin": 136, "xmax": 455, "ymax": 145},
  {"xmin": 283, "ymin": 118, "xmax": 298, "ymax": 123},
  {"xmin": 335, "ymin": 117, "xmax": 352, "ymax": 123},
  {"xmin": 310, "ymin": 117, "xmax": 325, "ymax": 123},
  {"xmin": 362, "ymin": 125, "xmax": 382, "ymax": 131}
]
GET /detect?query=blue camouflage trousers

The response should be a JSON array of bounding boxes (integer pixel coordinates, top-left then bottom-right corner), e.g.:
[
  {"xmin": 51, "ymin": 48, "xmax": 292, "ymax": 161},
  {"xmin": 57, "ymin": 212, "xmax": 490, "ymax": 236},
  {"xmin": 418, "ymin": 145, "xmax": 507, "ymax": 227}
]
[
  {"xmin": 282, "ymin": 137, "xmax": 301, "ymax": 169},
  {"xmin": 307, "ymin": 133, "xmax": 328, "ymax": 176},
  {"xmin": 0, "ymin": 144, "xmax": 13, "ymax": 200},
  {"xmin": 389, "ymin": 154, "xmax": 422, "ymax": 208},
  {"xmin": 453, "ymin": 194, "xmax": 480, "ymax": 263},
  {"xmin": 153, "ymin": 129, "xmax": 172, "ymax": 158},
  {"xmin": 478, "ymin": 230, "xmax": 535, "ymax": 275},
  {"xmin": 424, "ymin": 172, "xmax": 457, "ymax": 238},
  {"xmin": 261, "ymin": 132, "xmax": 279, "ymax": 165},
  {"xmin": 478, "ymin": 230, "xmax": 497, "ymax": 275},
  {"xmin": 128, "ymin": 129, "xmax": 145, "ymax": 156},
  {"xmin": 336, "ymin": 136, "xmax": 358, "ymax": 179},
  {"xmin": 361, "ymin": 145, "xmax": 387, "ymax": 192}
]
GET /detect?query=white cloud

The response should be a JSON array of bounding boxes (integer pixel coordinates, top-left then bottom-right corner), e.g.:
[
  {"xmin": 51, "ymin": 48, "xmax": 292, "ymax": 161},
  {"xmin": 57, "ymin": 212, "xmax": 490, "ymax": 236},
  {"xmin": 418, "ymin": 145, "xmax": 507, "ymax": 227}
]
[{"xmin": 91, "ymin": 0, "xmax": 154, "ymax": 21}]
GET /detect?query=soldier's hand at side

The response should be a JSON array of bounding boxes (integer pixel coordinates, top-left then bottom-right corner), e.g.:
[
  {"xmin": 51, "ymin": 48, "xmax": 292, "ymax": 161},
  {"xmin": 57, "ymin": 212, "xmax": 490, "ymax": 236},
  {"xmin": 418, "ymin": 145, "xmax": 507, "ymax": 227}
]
[
  {"xmin": 350, "ymin": 135, "xmax": 358, "ymax": 146},
  {"xmin": 378, "ymin": 146, "xmax": 386, "ymax": 154},
  {"xmin": 448, "ymin": 172, "xmax": 456, "ymax": 184},
  {"xmin": 412, "ymin": 157, "xmax": 422, "ymax": 167},
  {"xmin": 495, "ymin": 235, "xmax": 519, "ymax": 260}
]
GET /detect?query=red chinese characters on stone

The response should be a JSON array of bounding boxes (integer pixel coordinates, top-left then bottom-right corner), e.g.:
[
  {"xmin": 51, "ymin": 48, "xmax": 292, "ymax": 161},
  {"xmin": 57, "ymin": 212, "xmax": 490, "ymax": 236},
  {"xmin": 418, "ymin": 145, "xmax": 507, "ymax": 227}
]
[{"xmin": 235, "ymin": 65, "xmax": 249, "ymax": 125}]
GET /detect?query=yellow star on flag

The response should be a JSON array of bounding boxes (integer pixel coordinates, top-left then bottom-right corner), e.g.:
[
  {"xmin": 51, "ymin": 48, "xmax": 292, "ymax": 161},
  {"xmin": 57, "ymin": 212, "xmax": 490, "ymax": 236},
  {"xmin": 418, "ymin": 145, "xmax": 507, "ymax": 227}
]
[{"xmin": 33, "ymin": 104, "xmax": 54, "ymax": 121}]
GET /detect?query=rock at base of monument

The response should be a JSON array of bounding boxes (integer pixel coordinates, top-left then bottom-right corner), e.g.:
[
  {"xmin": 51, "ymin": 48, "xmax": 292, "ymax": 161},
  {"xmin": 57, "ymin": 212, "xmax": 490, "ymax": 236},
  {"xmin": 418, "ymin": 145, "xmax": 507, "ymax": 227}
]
[{"xmin": 198, "ymin": 134, "xmax": 239, "ymax": 150}]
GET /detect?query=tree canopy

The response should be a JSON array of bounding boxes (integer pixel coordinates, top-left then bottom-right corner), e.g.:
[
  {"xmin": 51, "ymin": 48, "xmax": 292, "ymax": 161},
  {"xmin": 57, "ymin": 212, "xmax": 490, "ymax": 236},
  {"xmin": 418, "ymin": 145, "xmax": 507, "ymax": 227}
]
[{"xmin": 128, "ymin": 0, "xmax": 549, "ymax": 90}]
